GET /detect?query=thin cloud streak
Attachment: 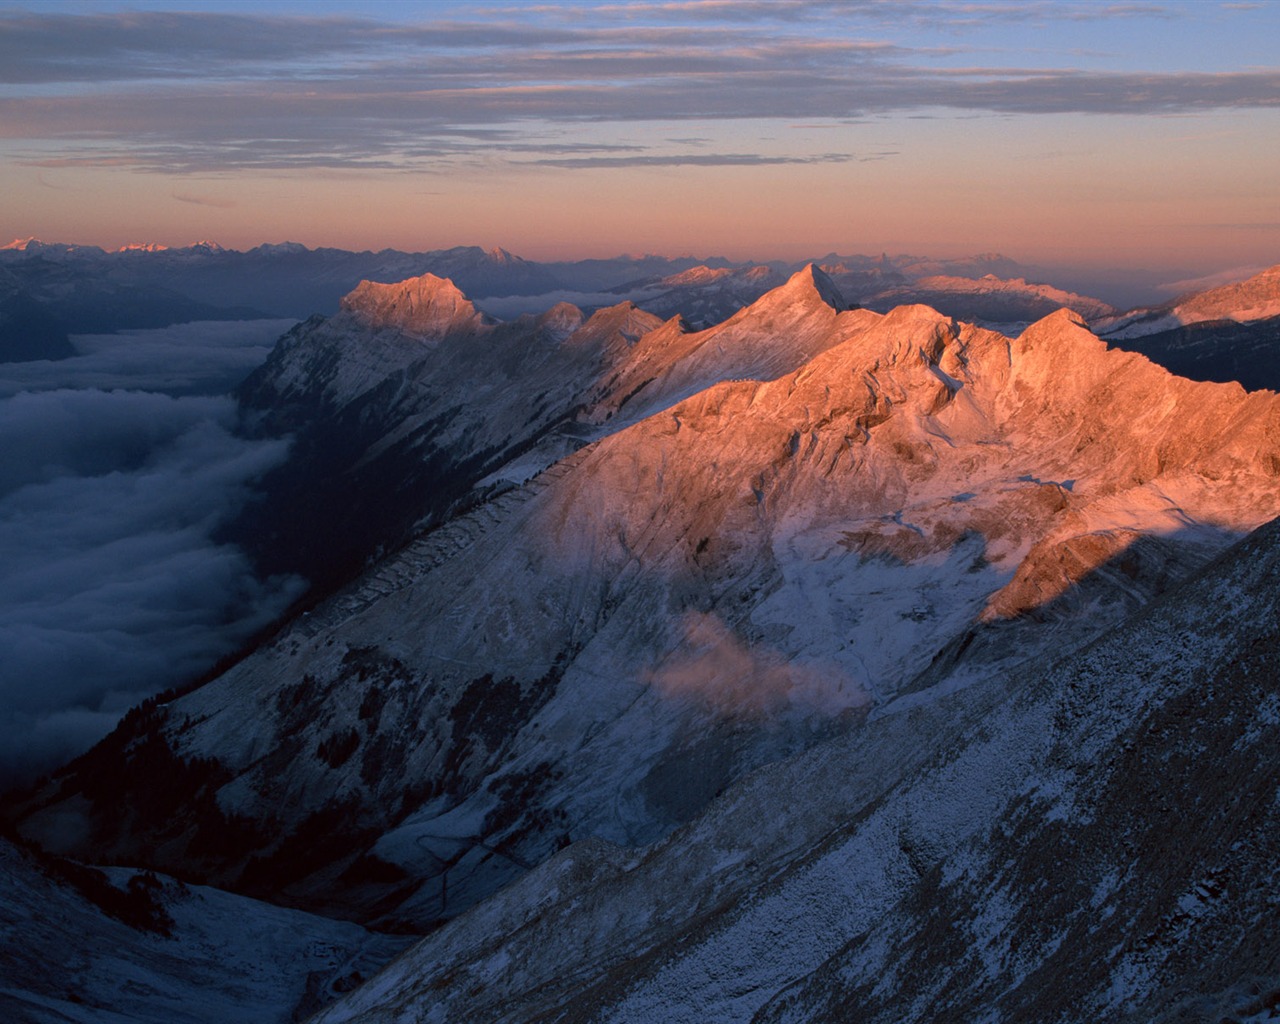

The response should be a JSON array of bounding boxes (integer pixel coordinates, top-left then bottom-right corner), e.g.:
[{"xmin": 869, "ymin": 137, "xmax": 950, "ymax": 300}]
[
  {"xmin": 508, "ymin": 1, "xmax": 1172, "ymax": 28},
  {"xmin": 5, "ymin": 67, "xmax": 1279, "ymax": 174},
  {"xmin": 0, "ymin": 11, "xmax": 896, "ymax": 85},
  {"xmin": 521, "ymin": 152, "xmax": 868, "ymax": 169},
  {"xmin": 173, "ymin": 192, "xmax": 236, "ymax": 208},
  {"xmin": 1, "ymin": 6, "xmax": 1277, "ymax": 174}
]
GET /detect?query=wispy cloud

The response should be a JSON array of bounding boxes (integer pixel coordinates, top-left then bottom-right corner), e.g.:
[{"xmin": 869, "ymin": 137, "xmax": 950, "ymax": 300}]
[
  {"xmin": 0, "ymin": 5, "xmax": 1275, "ymax": 175},
  {"xmin": 1158, "ymin": 264, "xmax": 1269, "ymax": 292},
  {"xmin": 648, "ymin": 611, "xmax": 867, "ymax": 720},
  {"xmin": 1196, "ymin": 222, "xmax": 1280, "ymax": 231},
  {"xmin": 521, "ymin": 152, "xmax": 868, "ymax": 169},
  {"xmin": 585, "ymin": 1, "xmax": 810, "ymax": 22},
  {"xmin": 173, "ymin": 192, "xmax": 236, "ymax": 209}
]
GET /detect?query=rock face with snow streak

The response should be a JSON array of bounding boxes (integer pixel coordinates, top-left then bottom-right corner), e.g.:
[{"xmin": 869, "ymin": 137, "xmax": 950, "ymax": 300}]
[
  {"xmin": 16, "ymin": 266, "xmax": 1280, "ymax": 959},
  {"xmin": 1098, "ymin": 263, "xmax": 1280, "ymax": 340},
  {"xmin": 311, "ymin": 515, "xmax": 1280, "ymax": 1024}
]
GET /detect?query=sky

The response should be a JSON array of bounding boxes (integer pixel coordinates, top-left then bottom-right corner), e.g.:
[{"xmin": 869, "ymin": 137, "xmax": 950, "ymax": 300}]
[{"xmin": 1, "ymin": 0, "xmax": 1279, "ymax": 275}]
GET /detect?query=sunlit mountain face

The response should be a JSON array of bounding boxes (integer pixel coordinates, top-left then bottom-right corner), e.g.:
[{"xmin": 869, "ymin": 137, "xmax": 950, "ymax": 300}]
[
  {"xmin": 6, "ymin": 239, "xmax": 1243, "ymax": 794},
  {"xmin": 2, "ymin": 244, "xmax": 1280, "ymax": 1024}
]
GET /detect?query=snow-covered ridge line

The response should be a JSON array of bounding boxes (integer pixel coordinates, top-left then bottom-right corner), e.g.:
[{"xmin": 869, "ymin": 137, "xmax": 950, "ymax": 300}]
[{"xmin": 1098, "ymin": 263, "xmax": 1280, "ymax": 339}]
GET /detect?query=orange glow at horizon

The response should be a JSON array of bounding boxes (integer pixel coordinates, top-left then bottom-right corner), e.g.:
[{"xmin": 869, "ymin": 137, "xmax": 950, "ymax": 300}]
[
  {"xmin": 5, "ymin": 107, "xmax": 1275, "ymax": 280},
  {"xmin": 3, "ymin": 1, "xmax": 1278, "ymax": 281}
]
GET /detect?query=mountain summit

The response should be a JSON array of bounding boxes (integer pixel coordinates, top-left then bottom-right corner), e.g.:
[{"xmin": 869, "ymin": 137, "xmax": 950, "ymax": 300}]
[
  {"xmin": 338, "ymin": 273, "xmax": 488, "ymax": 339},
  {"xmin": 1099, "ymin": 262, "xmax": 1280, "ymax": 340},
  {"xmin": 767, "ymin": 263, "xmax": 849, "ymax": 312}
]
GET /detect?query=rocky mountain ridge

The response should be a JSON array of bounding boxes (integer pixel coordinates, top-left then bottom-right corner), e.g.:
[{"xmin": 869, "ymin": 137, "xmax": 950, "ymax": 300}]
[
  {"xmin": 7, "ymin": 236, "xmax": 1275, "ymax": 390},
  {"xmin": 862, "ymin": 272, "xmax": 1117, "ymax": 326},
  {"xmin": 1095, "ymin": 263, "xmax": 1280, "ymax": 392},
  {"xmin": 1098, "ymin": 263, "xmax": 1280, "ymax": 340},
  {"xmin": 0, "ymin": 237, "xmax": 1122, "ymax": 341},
  {"xmin": 224, "ymin": 266, "xmax": 865, "ymax": 590},
  {"xmin": 6, "ymin": 260, "xmax": 1280, "ymax": 1024},
  {"xmin": 14, "ymin": 269, "xmax": 1280, "ymax": 941}
]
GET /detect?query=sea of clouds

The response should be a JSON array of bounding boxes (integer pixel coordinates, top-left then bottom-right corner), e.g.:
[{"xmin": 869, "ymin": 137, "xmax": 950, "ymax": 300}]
[{"xmin": 0, "ymin": 320, "xmax": 304, "ymax": 787}]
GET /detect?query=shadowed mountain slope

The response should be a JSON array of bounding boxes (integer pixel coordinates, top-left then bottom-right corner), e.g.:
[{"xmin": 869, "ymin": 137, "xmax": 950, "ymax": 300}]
[{"xmin": 310, "ymin": 514, "xmax": 1280, "ymax": 1024}]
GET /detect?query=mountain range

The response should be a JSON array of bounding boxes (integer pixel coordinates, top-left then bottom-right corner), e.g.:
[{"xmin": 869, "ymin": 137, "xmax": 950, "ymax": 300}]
[
  {"xmin": 6, "ymin": 237, "xmax": 1277, "ymax": 391},
  {"xmin": 3, "ymin": 255, "xmax": 1280, "ymax": 1022},
  {"xmin": 0, "ymin": 238, "xmax": 1145, "ymax": 357}
]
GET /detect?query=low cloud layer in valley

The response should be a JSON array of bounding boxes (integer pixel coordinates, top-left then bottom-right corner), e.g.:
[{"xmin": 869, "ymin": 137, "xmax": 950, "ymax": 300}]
[
  {"xmin": 0, "ymin": 319, "xmax": 292, "ymax": 398},
  {"xmin": 0, "ymin": 321, "xmax": 303, "ymax": 788}
]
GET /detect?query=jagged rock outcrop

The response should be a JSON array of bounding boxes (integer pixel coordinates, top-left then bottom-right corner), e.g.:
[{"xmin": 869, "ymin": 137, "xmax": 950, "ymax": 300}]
[
  {"xmin": 587, "ymin": 263, "xmax": 859, "ymax": 424},
  {"xmin": 338, "ymin": 274, "xmax": 491, "ymax": 339}
]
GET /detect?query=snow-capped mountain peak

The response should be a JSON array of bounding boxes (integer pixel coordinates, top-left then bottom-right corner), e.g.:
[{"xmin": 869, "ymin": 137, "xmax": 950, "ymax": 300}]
[
  {"xmin": 251, "ymin": 241, "xmax": 311, "ymax": 256},
  {"xmin": 337, "ymin": 273, "xmax": 488, "ymax": 340},
  {"xmin": 1016, "ymin": 305, "xmax": 1091, "ymax": 345},
  {"xmin": 765, "ymin": 262, "xmax": 849, "ymax": 313},
  {"xmin": 531, "ymin": 301, "xmax": 587, "ymax": 341},
  {"xmin": 1170, "ymin": 262, "xmax": 1280, "ymax": 322},
  {"xmin": 0, "ymin": 237, "xmax": 94, "ymax": 256}
]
